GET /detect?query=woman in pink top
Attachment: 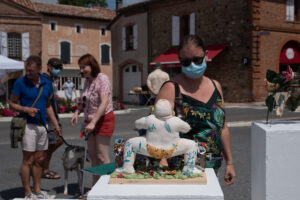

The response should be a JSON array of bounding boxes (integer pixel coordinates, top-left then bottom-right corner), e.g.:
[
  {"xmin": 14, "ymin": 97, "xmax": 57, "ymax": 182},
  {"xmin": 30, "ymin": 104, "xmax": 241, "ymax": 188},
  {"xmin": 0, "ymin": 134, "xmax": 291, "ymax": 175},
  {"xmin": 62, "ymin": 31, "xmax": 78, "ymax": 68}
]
[{"xmin": 71, "ymin": 54, "xmax": 115, "ymax": 185}]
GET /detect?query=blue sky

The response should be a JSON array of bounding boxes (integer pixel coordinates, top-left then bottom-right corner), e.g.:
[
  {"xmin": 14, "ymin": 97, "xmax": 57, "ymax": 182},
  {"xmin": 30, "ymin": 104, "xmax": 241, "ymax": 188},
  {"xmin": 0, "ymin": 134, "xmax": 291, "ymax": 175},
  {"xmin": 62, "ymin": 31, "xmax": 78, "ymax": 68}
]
[{"xmin": 34, "ymin": 0, "xmax": 146, "ymax": 10}]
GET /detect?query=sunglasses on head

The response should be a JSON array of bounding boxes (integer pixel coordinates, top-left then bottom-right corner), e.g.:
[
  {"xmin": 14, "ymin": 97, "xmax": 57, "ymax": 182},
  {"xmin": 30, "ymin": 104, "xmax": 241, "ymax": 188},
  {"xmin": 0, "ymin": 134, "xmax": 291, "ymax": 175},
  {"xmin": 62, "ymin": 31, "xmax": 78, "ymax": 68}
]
[{"xmin": 179, "ymin": 56, "xmax": 205, "ymax": 67}]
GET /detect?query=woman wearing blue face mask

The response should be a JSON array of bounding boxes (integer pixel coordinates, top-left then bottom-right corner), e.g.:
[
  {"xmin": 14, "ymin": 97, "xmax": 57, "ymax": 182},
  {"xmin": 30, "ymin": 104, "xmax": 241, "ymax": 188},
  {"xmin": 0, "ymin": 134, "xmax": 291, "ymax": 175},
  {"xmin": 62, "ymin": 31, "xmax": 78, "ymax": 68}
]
[
  {"xmin": 41, "ymin": 58, "xmax": 64, "ymax": 179},
  {"xmin": 156, "ymin": 35, "xmax": 235, "ymax": 185}
]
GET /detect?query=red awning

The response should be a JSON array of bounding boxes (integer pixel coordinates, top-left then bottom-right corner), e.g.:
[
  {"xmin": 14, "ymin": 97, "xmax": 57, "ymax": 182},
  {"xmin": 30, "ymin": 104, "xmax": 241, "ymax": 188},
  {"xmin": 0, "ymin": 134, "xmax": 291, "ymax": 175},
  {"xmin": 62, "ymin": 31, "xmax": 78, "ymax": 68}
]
[
  {"xmin": 150, "ymin": 43, "xmax": 229, "ymax": 68},
  {"xmin": 280, "ymin": 41, "xmax": 300, "ymax": 64}
]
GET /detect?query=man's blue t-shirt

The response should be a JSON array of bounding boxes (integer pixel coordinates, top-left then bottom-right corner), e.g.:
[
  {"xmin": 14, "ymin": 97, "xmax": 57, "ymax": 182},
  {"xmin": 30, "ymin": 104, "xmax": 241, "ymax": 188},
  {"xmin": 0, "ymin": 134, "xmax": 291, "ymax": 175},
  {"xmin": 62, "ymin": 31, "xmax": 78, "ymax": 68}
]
[{"xmin": 11, "ymin": 74, "xmax": 53, "ymax": 125}]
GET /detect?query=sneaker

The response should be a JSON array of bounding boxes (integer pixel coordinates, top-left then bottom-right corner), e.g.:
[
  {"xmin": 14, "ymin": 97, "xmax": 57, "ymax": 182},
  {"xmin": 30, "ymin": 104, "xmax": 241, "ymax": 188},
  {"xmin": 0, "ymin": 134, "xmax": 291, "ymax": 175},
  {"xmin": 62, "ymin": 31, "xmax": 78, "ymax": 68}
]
[
  {"xmin": 24, "ymin": 193, "xmax": 37, "ymax": 200},
  {"xmin": 34, "ymin": 191, "xmax": 56, "ymax": 199}
]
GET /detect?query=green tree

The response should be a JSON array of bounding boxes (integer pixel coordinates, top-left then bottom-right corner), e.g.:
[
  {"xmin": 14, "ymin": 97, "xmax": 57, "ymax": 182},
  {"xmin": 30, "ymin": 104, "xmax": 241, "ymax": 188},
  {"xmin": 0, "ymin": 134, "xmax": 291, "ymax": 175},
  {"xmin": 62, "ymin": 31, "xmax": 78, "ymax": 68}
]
[{"xmin": 58, "ymin": 0, "xmax": 108, "ymax": 8}]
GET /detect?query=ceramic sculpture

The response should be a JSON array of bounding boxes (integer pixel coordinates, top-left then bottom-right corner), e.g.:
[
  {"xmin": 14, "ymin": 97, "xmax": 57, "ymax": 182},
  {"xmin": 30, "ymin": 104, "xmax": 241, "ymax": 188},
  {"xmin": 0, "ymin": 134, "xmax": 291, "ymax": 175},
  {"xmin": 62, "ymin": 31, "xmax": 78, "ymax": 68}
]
[{"xmin": 115, "ymin": 99, "xmax": 202, "ymax": 175}]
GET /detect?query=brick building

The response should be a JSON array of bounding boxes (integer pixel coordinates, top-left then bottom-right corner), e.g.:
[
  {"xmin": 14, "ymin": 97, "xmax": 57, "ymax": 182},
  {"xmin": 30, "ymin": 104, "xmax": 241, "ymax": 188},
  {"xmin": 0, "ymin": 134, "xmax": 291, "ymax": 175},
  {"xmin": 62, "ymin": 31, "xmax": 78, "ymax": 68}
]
[
  {"xmin": 33, "ymin": 2, "xmax": 115, "ymax": 98},
  {"xmin": 0, "ymin": 0, "xmax": 42, "ymax": 61},
  {"xmin": 0, "ymin": 0, "xmax": 42, "ymax": 100},
  {"xmin": 111, "ymin": 0, "xmax": 300, "ymax": 103},
  {"xmin": 0, "ymin": 0, "xmax": 115, "ymax": 100}
]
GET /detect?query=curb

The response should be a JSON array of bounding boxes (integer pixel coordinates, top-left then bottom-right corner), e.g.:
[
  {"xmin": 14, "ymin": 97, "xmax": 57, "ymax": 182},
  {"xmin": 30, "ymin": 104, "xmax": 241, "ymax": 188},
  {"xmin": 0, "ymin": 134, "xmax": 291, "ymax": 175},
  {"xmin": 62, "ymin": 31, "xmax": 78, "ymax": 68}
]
[{"xmin": 0, "ymin": 107, "xmax": 149, "ymax": 122}]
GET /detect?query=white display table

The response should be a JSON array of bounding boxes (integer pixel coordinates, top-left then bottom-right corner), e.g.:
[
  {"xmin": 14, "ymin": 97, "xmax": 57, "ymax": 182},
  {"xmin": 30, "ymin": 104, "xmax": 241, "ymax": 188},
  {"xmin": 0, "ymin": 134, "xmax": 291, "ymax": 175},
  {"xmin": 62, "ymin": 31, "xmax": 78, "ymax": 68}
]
[
  {"xmin": 87, "ymin": 168, "xmax": 223, "ymax": 200},
  {"xmin": 251, "ymin": 121, "xmax": 300, "ymax": 200}
]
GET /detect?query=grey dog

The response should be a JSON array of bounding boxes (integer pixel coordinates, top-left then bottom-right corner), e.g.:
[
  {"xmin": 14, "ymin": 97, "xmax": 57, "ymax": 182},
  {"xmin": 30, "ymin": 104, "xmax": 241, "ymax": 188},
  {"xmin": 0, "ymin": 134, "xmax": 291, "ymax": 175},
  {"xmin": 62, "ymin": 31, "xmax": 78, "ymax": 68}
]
[{"xmin": 62, "ymin": 145, "xmax": 85, "ymax": 195}]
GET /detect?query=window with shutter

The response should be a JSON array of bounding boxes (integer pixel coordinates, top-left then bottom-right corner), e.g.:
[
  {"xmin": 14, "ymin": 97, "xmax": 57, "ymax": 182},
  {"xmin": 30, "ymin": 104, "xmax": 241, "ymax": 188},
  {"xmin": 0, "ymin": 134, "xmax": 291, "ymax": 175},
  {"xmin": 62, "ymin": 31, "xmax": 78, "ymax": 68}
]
[
  {"xmin": 190, "ymin": 13, "xmax": 195, "ymax": 35},
  {"xmin": 60, "ymin": 41, "xmax": 71, "ymax": 64},
  {"xmin": 0, "ymin": 31, "xmax": 7, "ymax": 56},
  {"xmin": 75, "ymin": 24, "xmax": 82, "ymax": 33},
  {"xmin": 100, "ymin": 26, "xmax": 106, "ymax": 35},
  {"xmin": 126, "ymin": 25, "xmax": 134, "ymax": 50},
  {"xmin": 133, "ymin": 24, "xmax": 138, "ymax": 49},
  {"xmin": 8, "ymin": 33, "xmax": 21, "ymax": 59},
  {"xmin": 172, "ymin": 16, "xmax": 180, "ymax": 46},
  {"xmin": 295, "ymin": 0, "xmax": 300, "ymax": 21},
  {"xmin": 287, "ymin": 0, "xmax": 295, "ymax": 21},
  {"xmin": 49, "ymin": 21, "xmax": 57, "ymax": 31},
  {"xmin": 101, "ymin": 44, "xmax": 110, "ymax": 64},
  {"xmin": 22, "ymin": 32, "xmax": 30, "ymax": 61},
  {"xmin": 180, "ymin": 15, "xmax": 190, "ymax": 42}
]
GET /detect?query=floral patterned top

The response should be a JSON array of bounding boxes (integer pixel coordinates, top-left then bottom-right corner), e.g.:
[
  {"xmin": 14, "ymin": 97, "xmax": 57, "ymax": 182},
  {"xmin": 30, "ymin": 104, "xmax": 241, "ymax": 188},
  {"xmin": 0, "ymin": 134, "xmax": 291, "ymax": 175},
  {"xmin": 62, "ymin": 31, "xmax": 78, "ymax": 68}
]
[
  {"xmin": 180, "ymin": 80, "xmax": 225, "ymax": 169},
  {"xmin": 81, "ymin": 73, "xmax": 113, "ymax": 122}
]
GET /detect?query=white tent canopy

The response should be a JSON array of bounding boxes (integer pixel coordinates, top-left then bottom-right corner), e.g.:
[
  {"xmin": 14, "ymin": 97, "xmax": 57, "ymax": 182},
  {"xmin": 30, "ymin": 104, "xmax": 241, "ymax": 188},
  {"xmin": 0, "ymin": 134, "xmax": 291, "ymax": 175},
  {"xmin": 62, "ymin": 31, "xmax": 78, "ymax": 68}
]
[
  {"xmin": 0, "ymin": 55, "xmax": 24, "ymax": 101},
  {"xmin": 0, "ymin": 55, "xmax": 24, "ymax": 74}
]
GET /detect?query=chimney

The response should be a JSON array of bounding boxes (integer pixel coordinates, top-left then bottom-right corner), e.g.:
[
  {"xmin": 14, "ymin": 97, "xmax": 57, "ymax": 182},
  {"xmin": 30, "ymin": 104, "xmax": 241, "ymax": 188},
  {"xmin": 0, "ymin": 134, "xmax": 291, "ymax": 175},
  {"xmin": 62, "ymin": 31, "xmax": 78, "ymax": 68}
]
[{"xmin": 116, "ymin": 0, "xmax": 123, "ymax": 11}]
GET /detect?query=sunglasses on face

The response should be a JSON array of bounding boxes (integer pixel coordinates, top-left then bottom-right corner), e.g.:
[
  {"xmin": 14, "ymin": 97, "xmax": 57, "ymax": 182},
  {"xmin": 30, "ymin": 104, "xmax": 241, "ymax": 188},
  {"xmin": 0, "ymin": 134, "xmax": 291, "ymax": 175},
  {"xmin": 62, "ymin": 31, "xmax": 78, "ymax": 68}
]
[{"xmin": 179, "ymin": 56, "xmax": 205, "ymax": 67}]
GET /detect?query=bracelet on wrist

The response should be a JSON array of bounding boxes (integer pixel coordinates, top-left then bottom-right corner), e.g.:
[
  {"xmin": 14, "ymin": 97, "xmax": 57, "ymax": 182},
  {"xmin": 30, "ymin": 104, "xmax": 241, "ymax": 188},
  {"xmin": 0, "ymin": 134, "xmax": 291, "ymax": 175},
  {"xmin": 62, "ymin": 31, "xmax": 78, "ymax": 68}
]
[{"xmin": 226, "ymin": 163, "xmax": 234, "ymax": 165}]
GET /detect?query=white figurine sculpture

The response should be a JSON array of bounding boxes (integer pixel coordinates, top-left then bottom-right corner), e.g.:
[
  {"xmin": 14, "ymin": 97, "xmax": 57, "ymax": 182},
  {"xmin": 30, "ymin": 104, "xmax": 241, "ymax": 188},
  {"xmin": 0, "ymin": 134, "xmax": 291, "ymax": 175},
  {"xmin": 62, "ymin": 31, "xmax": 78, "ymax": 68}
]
[{"xmin": 116, "ymin": 99, "xmax": 202, "ymax": 175}]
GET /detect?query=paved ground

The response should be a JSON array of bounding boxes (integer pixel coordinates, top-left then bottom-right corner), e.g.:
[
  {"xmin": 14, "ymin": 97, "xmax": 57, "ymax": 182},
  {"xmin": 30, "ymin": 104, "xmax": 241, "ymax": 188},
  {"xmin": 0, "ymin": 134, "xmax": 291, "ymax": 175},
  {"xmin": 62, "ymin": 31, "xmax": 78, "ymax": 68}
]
[{"xmin": 0, "ymin": 103, "xmax": 299, "ymax": 199}]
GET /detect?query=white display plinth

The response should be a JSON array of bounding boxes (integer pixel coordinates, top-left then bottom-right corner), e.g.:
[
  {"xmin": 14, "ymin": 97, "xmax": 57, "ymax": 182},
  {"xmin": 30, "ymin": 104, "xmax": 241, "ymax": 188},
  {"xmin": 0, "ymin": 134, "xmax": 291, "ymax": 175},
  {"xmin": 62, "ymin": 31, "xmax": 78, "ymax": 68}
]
[
  {"xmin": 88, "ymin": 168, "xmax": 223, "ymax": 200},
  {"xmin": 251, "ymin": 121, "xmax": 300, "ymax": 200}
]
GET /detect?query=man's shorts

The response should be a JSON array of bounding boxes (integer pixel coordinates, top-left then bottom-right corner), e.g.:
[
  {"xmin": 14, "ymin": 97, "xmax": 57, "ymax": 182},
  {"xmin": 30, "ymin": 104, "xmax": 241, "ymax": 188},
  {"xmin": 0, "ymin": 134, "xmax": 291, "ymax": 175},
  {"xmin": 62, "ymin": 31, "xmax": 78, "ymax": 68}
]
[{"xmin": 22, "ymin": 123, "xmax": 48, "ymax": 152}]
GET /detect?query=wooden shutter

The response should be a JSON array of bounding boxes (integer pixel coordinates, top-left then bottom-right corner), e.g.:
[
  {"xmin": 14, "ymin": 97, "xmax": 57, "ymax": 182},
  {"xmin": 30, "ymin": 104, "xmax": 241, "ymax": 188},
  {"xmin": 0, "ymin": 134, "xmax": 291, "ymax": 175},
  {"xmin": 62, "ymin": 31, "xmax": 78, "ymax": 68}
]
[
  {"xmin": 0, "ymin": 31, "xmax": 7, "ymax": 56},
  {"xmin": 122, "ymin": 27, "xmax": 126, "ymax": 51},
  {"xmin": 190, "ymin": 13, "xmax": 195, "ymax": 35},
  {"xmin": 60, "ymin": 41, "xmax": 70, "ymax": 64},
  {"xmin": 287, "ymin": 0, "xmax": 295, "ymax": 21},
  {"xmin": 133, "ymin": 24, "xmax": 138, "ymax": 49},
  {"xmin": 172, "ymin": 16, "xmax": 180, "ymax": 46},
  {"xmin": 101, "ymin": 44, "xmax": 110, "ymax": 64},
  {"xmin": 22, "ymin": 32, "xmax": 30, "ymax": 61}
]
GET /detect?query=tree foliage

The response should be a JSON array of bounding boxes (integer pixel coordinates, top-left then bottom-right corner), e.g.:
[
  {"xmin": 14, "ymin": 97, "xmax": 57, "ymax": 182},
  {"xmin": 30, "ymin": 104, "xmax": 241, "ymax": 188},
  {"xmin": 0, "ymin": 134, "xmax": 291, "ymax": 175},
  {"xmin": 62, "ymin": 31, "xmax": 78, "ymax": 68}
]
[{"xmin": 58, "ymin": 0, "xmax": 108, "ymax": 8}]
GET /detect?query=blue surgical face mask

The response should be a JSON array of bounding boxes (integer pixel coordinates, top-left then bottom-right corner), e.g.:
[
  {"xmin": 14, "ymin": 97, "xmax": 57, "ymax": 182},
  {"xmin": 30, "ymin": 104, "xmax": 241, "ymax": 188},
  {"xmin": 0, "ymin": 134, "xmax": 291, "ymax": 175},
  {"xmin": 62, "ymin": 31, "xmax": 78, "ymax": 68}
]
[
  {"xmin": 51, "ymin": 68, "xmax": 61, "ymax": 77},
  {"xmin": 181, "ymin": 59, "xmax": 207, "ymax": 79}
]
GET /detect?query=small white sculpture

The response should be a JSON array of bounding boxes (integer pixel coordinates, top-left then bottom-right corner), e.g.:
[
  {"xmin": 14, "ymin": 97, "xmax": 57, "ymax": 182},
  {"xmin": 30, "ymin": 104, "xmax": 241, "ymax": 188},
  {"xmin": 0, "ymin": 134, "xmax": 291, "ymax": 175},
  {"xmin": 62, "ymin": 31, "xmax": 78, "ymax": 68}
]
[{"xmin": 116, "ymin": 99, "xmax": 202, "ymax": 175}]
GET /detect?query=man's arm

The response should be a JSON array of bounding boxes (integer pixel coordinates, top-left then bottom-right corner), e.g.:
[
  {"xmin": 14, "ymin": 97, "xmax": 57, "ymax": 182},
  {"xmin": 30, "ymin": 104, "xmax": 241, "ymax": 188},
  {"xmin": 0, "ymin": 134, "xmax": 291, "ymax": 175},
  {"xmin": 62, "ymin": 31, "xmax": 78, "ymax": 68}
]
[
  {"xmin": 46, "ymin": 96, "xmax": 62, "ymax": 136},
  {"xmin": 9, "ymin": 94, "xmax": 39, "ymax": 117}
]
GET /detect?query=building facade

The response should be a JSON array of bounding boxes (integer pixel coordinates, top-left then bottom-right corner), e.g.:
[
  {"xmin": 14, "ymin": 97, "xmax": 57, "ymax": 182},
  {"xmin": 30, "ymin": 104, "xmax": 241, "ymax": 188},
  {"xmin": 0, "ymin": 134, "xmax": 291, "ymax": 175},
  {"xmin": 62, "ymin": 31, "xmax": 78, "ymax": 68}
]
[
  {"xmin": 34, "ymin": 2, "xmax": 115, "ymax": 98},
  {"xmin": 0, "ymin": 0, "xmax": 115, "ymax": 101},
  {"xmin": 0, "ymin": 0, "xmax": 42, "ymax": 61},
  {"xmin": 110, "ymin": 2, "xmax": 149, "ymax": 103},
  {"xmin": 252, "ymin": 0, "xmax": 300, "ymax": 101},
  {"xmin": 0, "ymin": 0, "xmax": 42, "ymax": 100},
  {"xmin": 111, "ymin": 0, "xmax": 300, "ymax": 103}
]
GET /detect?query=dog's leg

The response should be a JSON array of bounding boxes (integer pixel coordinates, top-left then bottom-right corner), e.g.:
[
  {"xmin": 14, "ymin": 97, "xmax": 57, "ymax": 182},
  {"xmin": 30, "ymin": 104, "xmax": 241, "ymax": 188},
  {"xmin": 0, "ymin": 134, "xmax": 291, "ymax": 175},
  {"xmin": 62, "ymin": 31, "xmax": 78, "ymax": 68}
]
[{"xmin": 63, "ymin": 168, "xmax": 68, "ymax": 195}]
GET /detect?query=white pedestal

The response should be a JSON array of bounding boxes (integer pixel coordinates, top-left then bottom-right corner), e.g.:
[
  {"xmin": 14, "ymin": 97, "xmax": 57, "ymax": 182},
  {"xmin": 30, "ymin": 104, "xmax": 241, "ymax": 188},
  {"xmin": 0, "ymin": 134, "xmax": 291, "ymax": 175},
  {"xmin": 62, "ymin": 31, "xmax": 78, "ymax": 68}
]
[
  {"xmin": 251, "ymin": 121, "xmax": 300, "ymax": 200},
  {"xmin": 88, "ymin": 168, "xmax": 223, "ymax": 200}
]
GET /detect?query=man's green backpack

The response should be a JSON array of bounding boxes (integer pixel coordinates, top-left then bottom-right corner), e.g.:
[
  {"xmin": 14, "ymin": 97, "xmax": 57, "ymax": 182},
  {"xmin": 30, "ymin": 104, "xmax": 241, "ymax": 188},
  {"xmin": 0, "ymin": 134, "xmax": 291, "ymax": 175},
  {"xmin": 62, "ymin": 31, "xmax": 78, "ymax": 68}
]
[{"xmin": 10, "ymin": 85, "xmax": 44, "ymax": 148}]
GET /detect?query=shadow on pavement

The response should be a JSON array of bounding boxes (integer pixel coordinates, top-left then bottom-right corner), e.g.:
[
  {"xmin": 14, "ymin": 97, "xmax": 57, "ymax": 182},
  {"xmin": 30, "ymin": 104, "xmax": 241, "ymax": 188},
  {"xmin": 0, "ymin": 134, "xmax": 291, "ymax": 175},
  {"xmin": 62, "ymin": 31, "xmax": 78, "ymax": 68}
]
[
  {"xmin": 0, "ymin": 187, "xmax": 26, "ymax": 199},
  {"xmin": 52, "ymin": 184, "xmax": 89, "ymax": 199}
]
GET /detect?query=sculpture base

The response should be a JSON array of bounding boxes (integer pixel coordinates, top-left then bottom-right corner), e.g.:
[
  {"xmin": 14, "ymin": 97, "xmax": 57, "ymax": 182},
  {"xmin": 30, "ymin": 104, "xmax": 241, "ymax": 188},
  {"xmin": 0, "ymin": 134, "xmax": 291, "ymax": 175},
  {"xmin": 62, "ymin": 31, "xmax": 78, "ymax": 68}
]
[{"xmin": 109, "ymin": 172, "xmax": 207, "ymax": 184}]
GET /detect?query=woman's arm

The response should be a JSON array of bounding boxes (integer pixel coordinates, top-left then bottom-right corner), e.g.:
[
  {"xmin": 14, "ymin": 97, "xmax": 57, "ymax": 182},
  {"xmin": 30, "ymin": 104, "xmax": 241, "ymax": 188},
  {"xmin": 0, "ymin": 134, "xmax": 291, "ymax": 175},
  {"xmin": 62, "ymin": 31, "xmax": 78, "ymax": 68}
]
[
  {"xmin": 155, "ymin": 82, "xmax": 176, "ymax": 106},
  {"xmin": 215, "ymin": 80, "xmax": 236, "ymax": 185},
  {"xmin": 85, "ymin": 94, "xmax": 109, "ymax": 132}
]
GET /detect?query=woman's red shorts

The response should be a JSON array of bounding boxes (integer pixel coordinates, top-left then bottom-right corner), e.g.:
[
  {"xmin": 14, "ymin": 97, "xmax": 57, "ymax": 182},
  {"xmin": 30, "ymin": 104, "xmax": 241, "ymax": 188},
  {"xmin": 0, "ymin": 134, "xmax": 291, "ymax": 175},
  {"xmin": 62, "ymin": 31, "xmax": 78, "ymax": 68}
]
[{"xmin": 92, "ymin": 111, "xmax": 115, "ymax": 137}]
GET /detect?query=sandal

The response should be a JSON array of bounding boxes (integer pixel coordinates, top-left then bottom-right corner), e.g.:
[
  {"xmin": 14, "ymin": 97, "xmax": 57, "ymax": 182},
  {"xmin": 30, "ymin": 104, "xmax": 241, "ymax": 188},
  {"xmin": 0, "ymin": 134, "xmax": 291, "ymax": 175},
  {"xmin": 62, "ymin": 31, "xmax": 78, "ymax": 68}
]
[{"xmin": 42, "ymin": 170, "xmax": 61, "ymax": 179}]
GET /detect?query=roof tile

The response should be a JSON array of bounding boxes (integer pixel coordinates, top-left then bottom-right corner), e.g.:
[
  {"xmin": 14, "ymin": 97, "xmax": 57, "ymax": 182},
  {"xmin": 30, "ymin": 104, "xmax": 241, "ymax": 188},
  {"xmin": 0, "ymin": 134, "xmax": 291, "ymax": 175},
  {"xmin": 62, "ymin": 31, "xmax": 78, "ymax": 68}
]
[{"xmin": 33, "ymin": 2, "xmax": 116, "ymax": 20}]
